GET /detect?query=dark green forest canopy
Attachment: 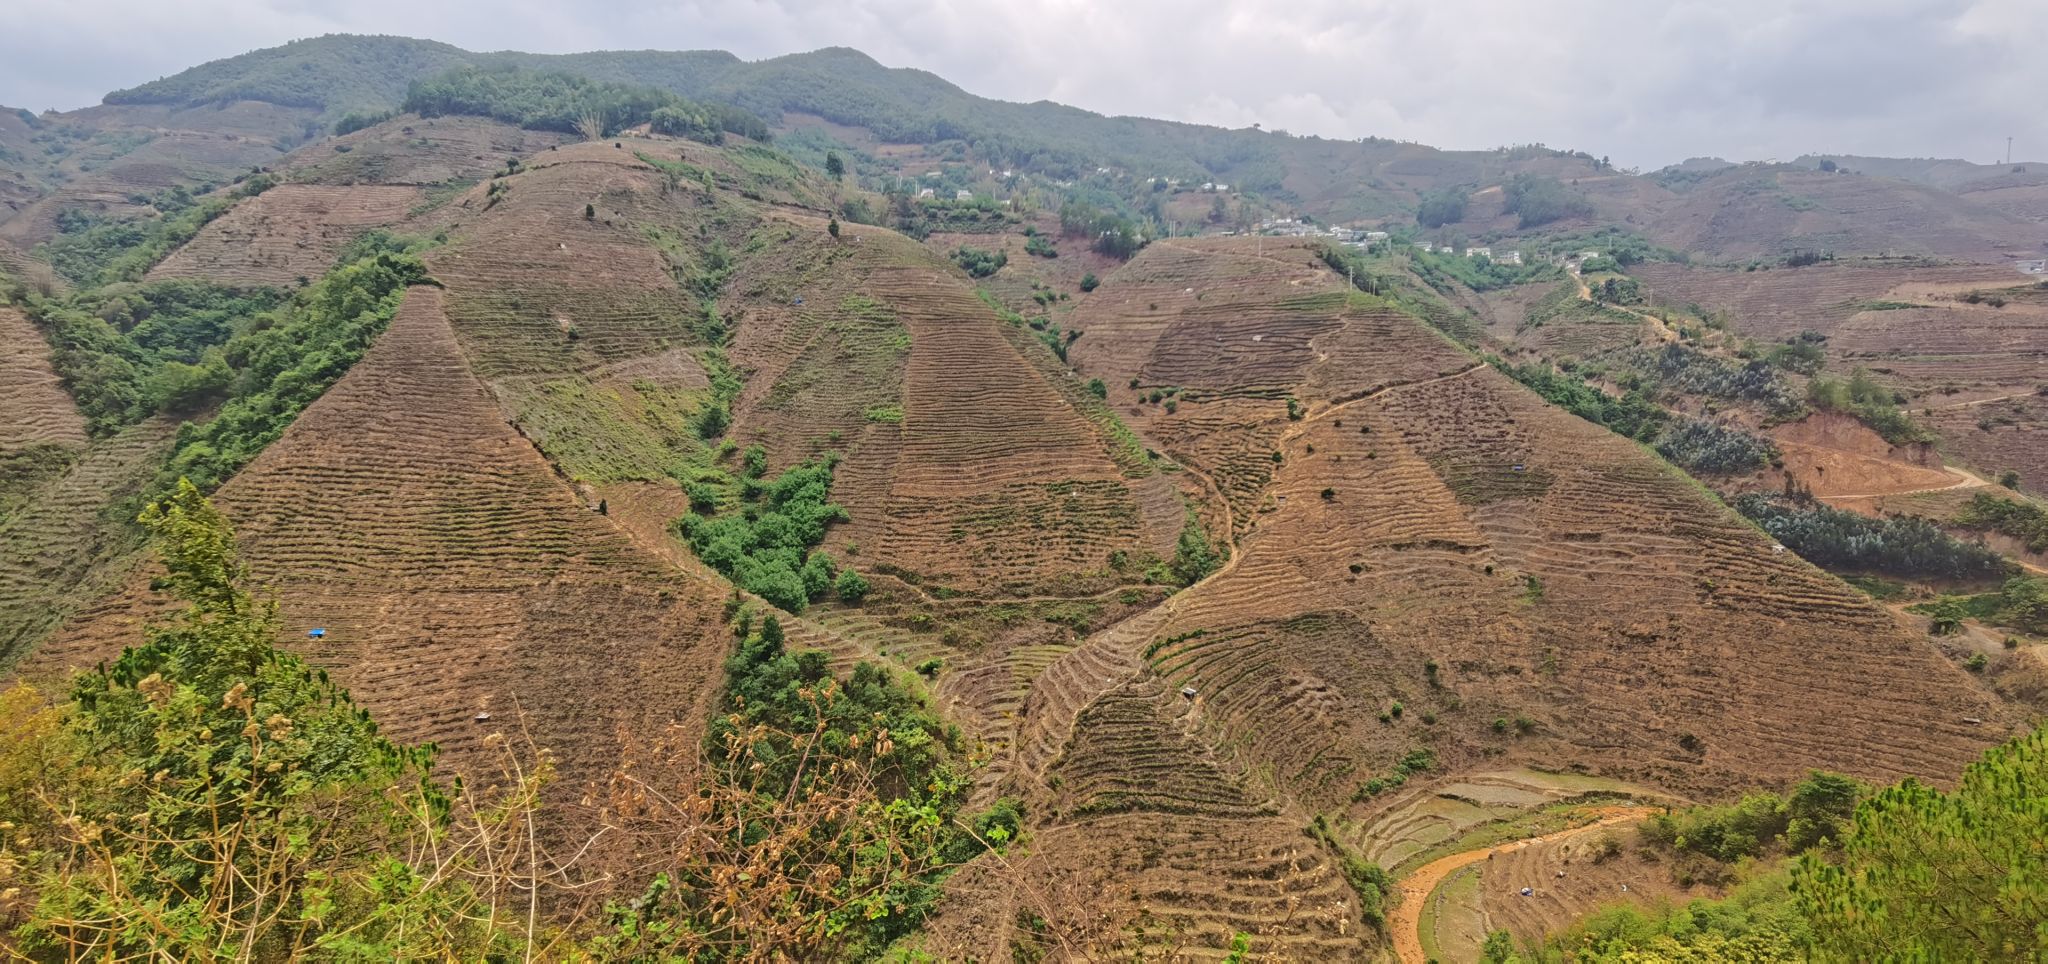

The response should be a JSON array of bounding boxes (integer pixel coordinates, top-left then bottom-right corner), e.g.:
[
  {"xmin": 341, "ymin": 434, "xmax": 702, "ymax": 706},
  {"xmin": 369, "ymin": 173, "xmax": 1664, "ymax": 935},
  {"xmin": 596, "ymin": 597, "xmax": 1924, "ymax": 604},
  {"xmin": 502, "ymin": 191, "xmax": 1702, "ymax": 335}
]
[{"xmin": 401, "ymin": 65, "xmax": 769, "ymax": 140}]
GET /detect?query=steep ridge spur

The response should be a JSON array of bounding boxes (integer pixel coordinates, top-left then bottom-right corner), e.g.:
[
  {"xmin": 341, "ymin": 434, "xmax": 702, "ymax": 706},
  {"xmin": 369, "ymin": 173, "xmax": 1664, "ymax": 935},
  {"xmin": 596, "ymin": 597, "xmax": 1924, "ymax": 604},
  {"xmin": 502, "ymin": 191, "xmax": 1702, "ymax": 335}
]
[{"xmin": 37, "ymin": 287, "xmax": 740, "ymax": 789}]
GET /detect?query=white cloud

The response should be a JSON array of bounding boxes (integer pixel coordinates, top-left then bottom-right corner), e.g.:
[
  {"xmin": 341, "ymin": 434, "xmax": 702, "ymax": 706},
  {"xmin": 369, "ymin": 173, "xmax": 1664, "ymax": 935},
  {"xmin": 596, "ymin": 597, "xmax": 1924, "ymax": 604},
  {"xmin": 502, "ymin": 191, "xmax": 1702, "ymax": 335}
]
[{"xmin": 2, "ymin": 0, "xmax": 2042, "ymax": 168}]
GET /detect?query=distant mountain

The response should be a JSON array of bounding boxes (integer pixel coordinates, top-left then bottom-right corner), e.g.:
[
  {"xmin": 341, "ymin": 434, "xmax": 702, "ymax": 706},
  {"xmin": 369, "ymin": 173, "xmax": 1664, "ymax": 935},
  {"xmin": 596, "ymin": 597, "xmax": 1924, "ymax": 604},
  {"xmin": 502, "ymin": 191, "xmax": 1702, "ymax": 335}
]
[{"xmin": 27, "ymin": 34, "xmax": 2048, "ymax": 258}]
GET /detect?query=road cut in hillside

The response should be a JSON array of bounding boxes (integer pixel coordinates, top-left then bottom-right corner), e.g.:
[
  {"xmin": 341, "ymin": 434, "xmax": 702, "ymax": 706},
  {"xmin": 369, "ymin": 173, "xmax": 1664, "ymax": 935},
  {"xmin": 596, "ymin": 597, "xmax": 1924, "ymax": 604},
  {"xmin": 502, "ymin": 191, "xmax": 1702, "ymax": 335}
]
[{"xmin": 1392, "ymin": 806, "xmax": 1659, "ymax": 964}]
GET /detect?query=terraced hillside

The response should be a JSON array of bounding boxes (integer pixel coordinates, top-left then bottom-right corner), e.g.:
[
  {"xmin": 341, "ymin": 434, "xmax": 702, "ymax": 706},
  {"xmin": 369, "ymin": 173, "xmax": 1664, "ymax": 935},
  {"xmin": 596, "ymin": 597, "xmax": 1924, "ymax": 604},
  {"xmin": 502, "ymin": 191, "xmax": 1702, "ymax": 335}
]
[
  {"xmin": 410, "ymin": 136, "xmax": 1177, "ymax": 598},
  {"xmin": 922, "ymin": 236, "xmax": 2012, "ymax": 957},
  {"xmin": 7, "ymin": 45, "xmax": 2047, "ymax": 959},
  {"xmin": 147, "ymin": 183, "xmax": 423, "ymax": 286},
  {"xmin": 34, "ymin": 286, "xmax": 741, "ymax": 785},
  {"xmin": 1635, "ymin": 261, "xmax": 2048, "ymax": 494},
  {"xmin": 0, "ymin": 305, "xmax": 87, "ymax": 453},
  {"xmin": 0, "ymin": 102, "xmax": 311, "ymax": 246}
]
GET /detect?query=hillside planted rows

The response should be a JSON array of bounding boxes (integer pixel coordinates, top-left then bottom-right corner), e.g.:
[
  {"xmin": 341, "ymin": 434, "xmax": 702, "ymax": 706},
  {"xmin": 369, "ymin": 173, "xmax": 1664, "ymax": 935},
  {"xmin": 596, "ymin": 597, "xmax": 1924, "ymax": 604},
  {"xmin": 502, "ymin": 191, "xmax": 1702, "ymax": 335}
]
[{"xmin": 7, "ymin": 29, "xmax": 2048, "ymax": 963}]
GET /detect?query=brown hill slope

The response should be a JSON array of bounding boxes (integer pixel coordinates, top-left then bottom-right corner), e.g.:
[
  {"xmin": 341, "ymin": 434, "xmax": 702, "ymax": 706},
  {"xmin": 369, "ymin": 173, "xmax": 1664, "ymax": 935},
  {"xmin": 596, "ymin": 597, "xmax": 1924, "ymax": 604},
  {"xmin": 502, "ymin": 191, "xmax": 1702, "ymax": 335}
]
[
  {"xmin": 0, "ymin": 305, "xmax": 88, "ymax": 452},
  {"xmin": 146, "ymin": 183, "xmax": 423, "ymax": 286},
  {"xmin": 412, "ymin": 137, "xmax": 1178, "ymax": 597},
  {"xmin": 35, "ymin": 286, "xmax": 738, "ymax": 787},
  {"xmin": 923, "ymin": 237, "xmax": 2011, "ymax": 957},
  {"xmin": 1644, "ymin": 168, "xmax": 2042, "ymax": 261}
]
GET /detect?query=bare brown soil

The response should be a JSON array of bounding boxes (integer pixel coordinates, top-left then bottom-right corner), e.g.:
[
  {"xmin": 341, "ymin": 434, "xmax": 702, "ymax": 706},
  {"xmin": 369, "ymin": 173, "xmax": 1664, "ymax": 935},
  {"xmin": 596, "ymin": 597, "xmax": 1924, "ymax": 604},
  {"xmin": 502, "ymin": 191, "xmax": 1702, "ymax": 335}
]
[{"xmin": 0, "ymin": 306, "xmax": 87, "ymax": 450}]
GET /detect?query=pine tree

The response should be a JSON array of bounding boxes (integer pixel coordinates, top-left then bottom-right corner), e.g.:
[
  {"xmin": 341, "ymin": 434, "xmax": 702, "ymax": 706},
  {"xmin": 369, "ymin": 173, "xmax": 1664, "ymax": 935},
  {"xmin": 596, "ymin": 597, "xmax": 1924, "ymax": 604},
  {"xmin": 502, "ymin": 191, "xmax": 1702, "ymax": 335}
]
[{"xmin": 1793, "ymin": 725, "xmax": 2048, "ymax": 961}]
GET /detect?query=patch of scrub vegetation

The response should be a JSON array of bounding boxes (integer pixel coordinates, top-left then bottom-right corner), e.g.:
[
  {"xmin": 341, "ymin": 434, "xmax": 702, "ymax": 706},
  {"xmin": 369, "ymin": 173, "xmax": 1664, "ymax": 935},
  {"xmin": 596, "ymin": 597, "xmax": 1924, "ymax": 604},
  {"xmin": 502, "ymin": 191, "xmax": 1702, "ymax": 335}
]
[
  {"xmin": 1910, "ymin": 576, "xmax": 2048, "ymax": 636},
  {"xmin": 1349, "ymin": 748, "xmax": 1435, "ymax": 801},
  {"xmin": 1623, "ymin": 343, "xmax": 1803, "ymax": 415},
  {"xmin": 1492, "ymin": 357, "xmax": 1781, "ymax": 474},
  {"xmin": 1521, "ymin": 282, "xmax": 1643, "ymax": 334},
  {"xmin": 675, "ymin": 456, "xmax": 861, "ymax": 613},
  {"xmin": 1957, "ymin": 491, "xmax": 2048, "ymax": 553},
  {"xmin": 1309, "ymin": 815, "xmax": 1394, "ymax": 933},
  {"xmin": 36, "ymin": 176, "xmax": 277, "ymax": 287},
  {"xmin": 950, "ymin": 244, "xmax": 1007, "ymax": 278},
  {"xmin": 1408, "ymin": 245, "xmax": 1562, "ymax": 293},
  {"xmin": 1733, "ymin": 493, "xmax": 2012, "ymax": 583},
  {"xmin": 1653, "ymin": 417, "xmax": 1779, "ymax": 474},
  {"xmin": 20, "ymin": 234, "xmax": 432, "ymax": 499},
  {"xmin": 1502, "ymin": 173, "xmax": 1593, "ymax": 229},
  {"xmin": 1152, "ymin": 506, "xmax": 1223, "ymax": 587},
  {"xmin": 1491, "ymin": 358, "xmax": 1666, "ymax": 442},
  {"xmin": 25, "ymin": 280, "xmax": 288, "ymax": 435},
  {"xmin": 1806, "ymin": 368, "xmax": 1932, "ymax": 445},
  {"xmin": 604, "ymin": 611, "xmax": 1017, "ymax": 959}
]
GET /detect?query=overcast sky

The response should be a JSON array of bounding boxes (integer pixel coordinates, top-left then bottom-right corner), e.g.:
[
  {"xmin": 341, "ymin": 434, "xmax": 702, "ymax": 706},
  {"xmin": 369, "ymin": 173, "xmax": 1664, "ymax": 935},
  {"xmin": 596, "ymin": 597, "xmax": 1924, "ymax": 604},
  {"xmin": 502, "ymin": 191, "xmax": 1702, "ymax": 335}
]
[{"xmin": 4, "ymin": 0, "xmax": 2042, "ymax": 170}]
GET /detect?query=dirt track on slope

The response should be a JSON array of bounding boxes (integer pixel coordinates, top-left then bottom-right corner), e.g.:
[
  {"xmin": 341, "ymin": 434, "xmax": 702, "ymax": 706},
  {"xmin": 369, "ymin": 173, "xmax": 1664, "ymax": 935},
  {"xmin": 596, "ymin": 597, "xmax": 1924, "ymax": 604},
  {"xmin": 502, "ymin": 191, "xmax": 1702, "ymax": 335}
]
[{"xmin": 1391, "ymin": 807, "xmax": 1658, "ymax": 964}]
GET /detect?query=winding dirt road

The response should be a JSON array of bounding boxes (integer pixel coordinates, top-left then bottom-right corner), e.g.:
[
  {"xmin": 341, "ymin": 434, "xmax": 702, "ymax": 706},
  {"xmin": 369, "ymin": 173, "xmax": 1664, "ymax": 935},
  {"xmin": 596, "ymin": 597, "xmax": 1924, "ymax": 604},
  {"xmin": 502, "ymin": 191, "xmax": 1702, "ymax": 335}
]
[{"xmin": 1391, "ymin": 806, "xmax": 1658, "ymax": 964}]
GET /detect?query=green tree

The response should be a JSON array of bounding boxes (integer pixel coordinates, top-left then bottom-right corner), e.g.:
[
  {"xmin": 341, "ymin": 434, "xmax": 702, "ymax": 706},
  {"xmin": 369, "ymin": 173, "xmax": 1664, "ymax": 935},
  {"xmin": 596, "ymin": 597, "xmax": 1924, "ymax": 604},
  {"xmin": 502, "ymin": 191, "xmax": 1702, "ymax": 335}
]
[
  {"xmin": 824, "ymin": 151, "xmax": 844, "ymax": 180},
  {"xmin": 1417, "ymin": 188, "xmax": 1468, "ymax": 228},
  {"xmin": 1792, "ymin": 725, "xmax": 2048, "ymax": 961}
]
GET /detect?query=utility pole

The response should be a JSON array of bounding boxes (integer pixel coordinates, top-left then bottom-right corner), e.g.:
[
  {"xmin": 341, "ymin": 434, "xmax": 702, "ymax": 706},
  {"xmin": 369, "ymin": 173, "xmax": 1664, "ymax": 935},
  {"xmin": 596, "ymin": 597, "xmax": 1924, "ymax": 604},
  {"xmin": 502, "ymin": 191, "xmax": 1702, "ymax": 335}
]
[{"xmin": 2008, "ymin": 137, "xmax": 2014, "ymax": 166}]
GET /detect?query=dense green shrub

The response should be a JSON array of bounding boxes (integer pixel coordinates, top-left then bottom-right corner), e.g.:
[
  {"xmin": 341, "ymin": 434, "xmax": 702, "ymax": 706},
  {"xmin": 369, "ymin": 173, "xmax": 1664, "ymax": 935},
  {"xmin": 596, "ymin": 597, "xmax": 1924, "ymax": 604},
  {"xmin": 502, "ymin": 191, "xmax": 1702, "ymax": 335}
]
[
  {"xmin": 150, "ymin": 250, "xmax": 428, "ymax": 496},
  {"xmin": 1503, "ymin": 173, "xmax": 1592, "ymax": 229},
  {"xmin": 1793, "ymin": 725, "xmax": 2048, "ymax": 961},
  {"xmin": 1957, "ymin": 492, "xmax": 2048, "ymax": 553},
  {"xmin": 1415, "ymin": 188, "xmax": 1467, "ymax": 228},
  {"xmin": 1655, "ymin": 418, "xmax": 1779, "ymax": 474},
  {"xmin": 46, "ymin": 178, "xmax": 279, "ymax": 288},
  {"xmin": 331, "ymin": 109, "xmax": 395, "ymax": 135},
  {"xmin": 1627, "ymin": 344, "xmax": 1802, "ymax": 415},
  {"xmin": 1590, "ymin": 276, "xmax": 1644, "ymax": 305},
  {"xmin": 1493, "ymin": 359, "xmax": 1667, "ymax": 442},
  {"xmin": 1409, "ymin": 245, "xmax": 1561, "ymax": 294},
  {"xmin": 1733, "ymin": 494, "xmax": 2011, "ymax": 582},
  {"xmin": 676, "ymin": 458, "xmax": 848, "ymax": 612},
  {"xmin": 1767, "ymin": 330, "xmax": 1828, "ymax": 374},
  {"xmin": 1807, "ymin": 369, "xmax": 1930, "ymax": 445},
  {"xmin": 1058, "ymin": 201, "xmax": 1148, "ymax": 259},
  {"xmin": 950, "ymin": 245, "xmax": 1007, "ymax": 278},
  {"xmin": 681, "ymin": 618, "xmax": 984, "ymax": 956}
]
